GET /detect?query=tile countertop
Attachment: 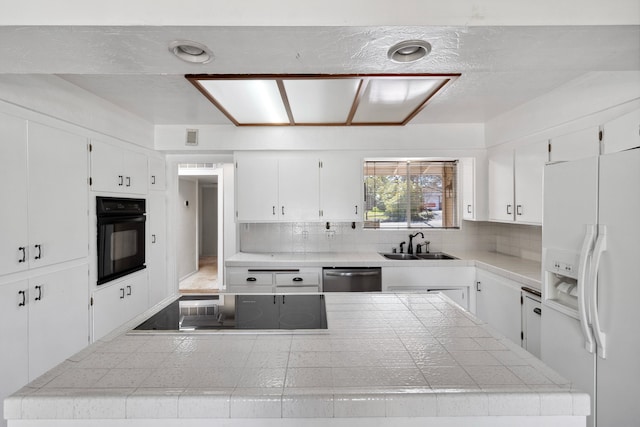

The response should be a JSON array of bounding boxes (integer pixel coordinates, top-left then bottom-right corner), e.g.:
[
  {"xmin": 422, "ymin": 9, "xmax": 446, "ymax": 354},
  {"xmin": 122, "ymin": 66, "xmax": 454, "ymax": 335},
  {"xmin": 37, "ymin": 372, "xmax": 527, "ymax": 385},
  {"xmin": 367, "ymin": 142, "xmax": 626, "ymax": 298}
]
[
  {"xmin": 226, "ymin": 250, "xmax": 542, "ymax": 290},
  {"xmin": 4, "ymin": 293, "xmax": 588, "ymax": 426}
]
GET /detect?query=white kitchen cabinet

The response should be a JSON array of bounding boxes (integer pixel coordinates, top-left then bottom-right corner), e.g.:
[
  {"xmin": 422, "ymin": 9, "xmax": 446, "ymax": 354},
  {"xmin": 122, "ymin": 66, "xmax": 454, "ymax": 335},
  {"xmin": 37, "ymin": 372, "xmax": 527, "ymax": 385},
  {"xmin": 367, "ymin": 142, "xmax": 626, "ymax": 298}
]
[
  {"xmin": 548, "ymin": 126, "xmax": 600, "ymax": 162},
  {"xmin": 235, "ymin": 152, "xmax": 320, "ymax": 222},
  {"xmin": 279, "ymin": 156, "xmax": 320, "ymax": 221},
  {"xmin": 0, "ymin": 112, "xmax": 29, "ymax": 276},
  {"xmin": 90, "ymin": 139, "xmax": 148, "ymax": 195},
  {"xmin": 149, "ymin": 156, "xmax": 166, "ymax": 190},
  {"xmin": 602, "ymin": 109, "xmax": 640, "ymax": 154},
  {"xmin": 383, "ymin": 266, "xmax": 475, "ymax": 311},
  {"xmin": 488, "ymin": 148, "xmax": 515, "ymax": 222},
  {"xmin": 522, "ymin": 292, "xmax": 542, "ymax": 358},
  {"xmin": 235, "ymin": 154, "xmax": 279, "ymax": 221},
  {"xmin": 0, "ymin": 115, "xmax": 88, "ymax": 276},
  {"xmin": 0, "ymin": 264, "xmax": 88, "ymax": 423},
  {"xmin": 147, "ymin": 192, "xmax": 168, "ymax": 306},
  {"xmin": 488, "ymin": 141, "xmax": 546, "ymax": 225},
  {"xmin": 319, "ymin": 154, "xmax": 362, "ymax": 221},
  {"xmin": 28, "ymin": 123, "xmax": 89, "ymax": 268},
  {"xmin": 474, "ymin": 269, "xmax": 522, "ymax": 345},
  {"xmin": 226, "ymin": 267, "xmax": 321, "ymax": 293},
  {"xmin": 28, "ymin": 265, "xmax": 89, "ymax": 381},
  {"xmin": 0, "ymin": 280, "xmax": 29, "ymax": 423},
  {"xmin": 514, "ymin": 140, "xmax": 547, "ymax": 224},
  {"xmin": 461, "ymin": 157, "xmax": 476, "ymax": 220},
  {"xmin": 92, "ymin": 270, "xmax": 148, "ymax": 341}
]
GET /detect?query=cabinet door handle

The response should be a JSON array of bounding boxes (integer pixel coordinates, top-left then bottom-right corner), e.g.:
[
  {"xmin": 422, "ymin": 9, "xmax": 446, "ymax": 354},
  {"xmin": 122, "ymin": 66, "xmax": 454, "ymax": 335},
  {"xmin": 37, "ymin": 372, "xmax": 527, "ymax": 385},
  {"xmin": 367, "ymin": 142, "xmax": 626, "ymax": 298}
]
[
  {"xmin": 533, "ymin": 307, "xmax": 542, "ymax": 316},
  {"xmin": 126, "ymin": 176, "xmax": 131, "ymax": 187},
  {"xmin": 246, "ymin": 277, "xmax": 257, "ymax": 282},
  {"xmin": 18, "ymin": 290, "xmax": 26, "ymax": 307},
  {"xmin": 120, "ymin": 288, "xmax": 125, "ymax": 299},
  {"xmin": 272, "ymin": 206, "xmax": 276, "ymax": 216},
  {"xmin": 151, "ymin": 175, "xmax": 156, "ymax": 185},
  {"xmin": 152, "ymin": 234, "xmax": 156, "ymax": 243},
  {"xmin": 118, "ymin": 175, "xmax": 124, "ymax": 186},
  {"xmin": 516, "ymin": 205, "xmax": 523, "ymax": 216},
  {"xmin": 282, "ymin": 206, "xmax": 285, "ymax": 216},
  {"xmin": 355, "ymin": 205, "xmax": 358, "ymax": 215},
  {"xmin": 292, "ymin": 277, "xmax": 303, "ymax": 282},
  {"xmin": 34, "ymin": 285, "xmax": 42, "ymax": 301},
  {"xmin": 506, "ymin": 204, "xmax": 512, "ymax": 215},
  {"xmin": 126, "ymin": 285, "xmax": 132, "ymax": 296},
  {"xmin": 34, "ymin": 244, "xmax": 42, "ymax": 260},
  {"xmin": 476, "ymin": 281, "xmax": 482, "ymax": 292},
  {"xmin": 18, "ymin": 246, "xmax": 26, "ymax": 263},
  {"xmin": 467, "ymin": 204, "xmax": 472, "ymax": 214}
]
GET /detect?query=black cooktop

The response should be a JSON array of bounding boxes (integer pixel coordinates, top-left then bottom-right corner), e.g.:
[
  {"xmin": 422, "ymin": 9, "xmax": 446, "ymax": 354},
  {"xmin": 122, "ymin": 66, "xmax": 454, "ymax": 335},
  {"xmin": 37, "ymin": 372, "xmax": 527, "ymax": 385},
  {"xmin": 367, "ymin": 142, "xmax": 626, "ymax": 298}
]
[{"xmin": 133, "ymin": 294, "xmax": 327, "ymax": 331}]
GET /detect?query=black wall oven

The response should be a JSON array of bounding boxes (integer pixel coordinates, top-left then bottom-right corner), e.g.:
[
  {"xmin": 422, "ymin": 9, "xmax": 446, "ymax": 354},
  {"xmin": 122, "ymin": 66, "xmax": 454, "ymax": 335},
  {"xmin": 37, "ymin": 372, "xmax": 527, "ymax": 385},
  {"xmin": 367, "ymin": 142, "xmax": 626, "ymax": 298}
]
[{"xmin": 97, "ymin": 196, "xmax": 146, "ymax": 285}]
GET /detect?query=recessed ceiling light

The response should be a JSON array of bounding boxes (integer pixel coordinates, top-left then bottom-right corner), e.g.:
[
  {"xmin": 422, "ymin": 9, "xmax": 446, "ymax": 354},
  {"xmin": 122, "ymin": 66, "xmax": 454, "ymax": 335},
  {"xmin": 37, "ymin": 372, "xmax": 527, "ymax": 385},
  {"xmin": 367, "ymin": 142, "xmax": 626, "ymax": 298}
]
[
  {"xmin": 387, "ymin": 40, "xmax": 432, "ymax": 63},
  {"xmin": 169, "ymin": 40, "xmax": 213, "ymax": 64}
]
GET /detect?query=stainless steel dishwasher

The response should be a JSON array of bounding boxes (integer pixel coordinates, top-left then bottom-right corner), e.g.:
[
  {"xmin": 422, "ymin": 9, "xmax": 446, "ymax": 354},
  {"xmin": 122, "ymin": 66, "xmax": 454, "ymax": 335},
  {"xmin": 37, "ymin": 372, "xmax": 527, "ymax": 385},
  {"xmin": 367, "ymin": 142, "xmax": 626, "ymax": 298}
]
[{"xmin": 322, "ymin": 267, "xmax": 382, "ymax": 292}]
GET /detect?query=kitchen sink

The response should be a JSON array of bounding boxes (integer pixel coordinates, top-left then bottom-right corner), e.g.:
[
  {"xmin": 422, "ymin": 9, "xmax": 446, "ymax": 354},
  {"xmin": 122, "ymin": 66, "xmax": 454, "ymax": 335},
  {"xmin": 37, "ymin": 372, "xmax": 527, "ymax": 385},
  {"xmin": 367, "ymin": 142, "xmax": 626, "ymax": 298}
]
[
  {"xmin": 381, "ymin": 252, "xmax": 457, "ymax": 260},
  {"xmin": 415, "ymin": 252, "xmax": 457, "ymax": 260},
  {"xmin": 381, "ymin": 253, "xmax": 420, "ymax": 260}
]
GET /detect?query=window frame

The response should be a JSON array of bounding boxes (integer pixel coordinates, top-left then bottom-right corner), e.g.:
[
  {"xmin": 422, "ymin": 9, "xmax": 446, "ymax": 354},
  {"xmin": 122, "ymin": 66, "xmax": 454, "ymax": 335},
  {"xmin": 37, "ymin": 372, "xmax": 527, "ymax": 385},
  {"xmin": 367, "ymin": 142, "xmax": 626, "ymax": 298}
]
[{"xmin": 363, "ymin": 158, "xmax": 461, "ymax": 230}]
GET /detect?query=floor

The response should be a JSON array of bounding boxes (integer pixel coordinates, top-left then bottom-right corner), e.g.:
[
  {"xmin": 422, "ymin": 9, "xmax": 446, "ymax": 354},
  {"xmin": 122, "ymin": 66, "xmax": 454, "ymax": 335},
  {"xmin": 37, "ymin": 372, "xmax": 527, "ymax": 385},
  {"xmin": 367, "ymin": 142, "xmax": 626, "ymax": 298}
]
[{"xmin": 179, "ymin": 256, "xmax": 219, "ymax": 293}]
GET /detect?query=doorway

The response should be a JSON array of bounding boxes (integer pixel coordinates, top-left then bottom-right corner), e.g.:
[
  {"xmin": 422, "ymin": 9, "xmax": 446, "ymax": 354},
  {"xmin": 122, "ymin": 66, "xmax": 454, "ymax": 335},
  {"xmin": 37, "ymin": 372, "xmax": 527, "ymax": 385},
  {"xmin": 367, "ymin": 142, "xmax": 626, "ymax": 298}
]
[{"xmin": 177, "ymin": 164, "xmax": 224, "ymax": 293}]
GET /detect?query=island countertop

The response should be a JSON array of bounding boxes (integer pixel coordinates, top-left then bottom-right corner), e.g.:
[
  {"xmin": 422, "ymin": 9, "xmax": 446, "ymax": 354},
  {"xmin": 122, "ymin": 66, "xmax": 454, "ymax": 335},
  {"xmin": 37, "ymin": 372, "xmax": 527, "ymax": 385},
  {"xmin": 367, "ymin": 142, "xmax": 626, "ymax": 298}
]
[{"xmin": 4, "ymin": 293, "xmax": 587, "ymax": 427}]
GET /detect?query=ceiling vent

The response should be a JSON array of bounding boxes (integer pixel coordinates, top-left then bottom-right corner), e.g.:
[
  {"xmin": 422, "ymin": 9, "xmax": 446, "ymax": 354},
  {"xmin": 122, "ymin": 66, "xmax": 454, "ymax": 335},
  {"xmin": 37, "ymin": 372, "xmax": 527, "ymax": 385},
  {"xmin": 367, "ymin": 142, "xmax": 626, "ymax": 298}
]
[{"xmin": 185, "ymin": 129, "xmax": 199, "ymax": 146}]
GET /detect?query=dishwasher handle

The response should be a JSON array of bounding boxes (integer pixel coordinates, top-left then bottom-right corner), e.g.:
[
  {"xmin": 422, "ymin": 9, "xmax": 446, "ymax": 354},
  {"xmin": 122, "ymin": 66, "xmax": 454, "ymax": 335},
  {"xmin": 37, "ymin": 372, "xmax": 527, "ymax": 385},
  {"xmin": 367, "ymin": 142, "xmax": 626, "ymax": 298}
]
[{"xmin": 324, "ymin": 270, "xmax": 380, "ymax": 277}]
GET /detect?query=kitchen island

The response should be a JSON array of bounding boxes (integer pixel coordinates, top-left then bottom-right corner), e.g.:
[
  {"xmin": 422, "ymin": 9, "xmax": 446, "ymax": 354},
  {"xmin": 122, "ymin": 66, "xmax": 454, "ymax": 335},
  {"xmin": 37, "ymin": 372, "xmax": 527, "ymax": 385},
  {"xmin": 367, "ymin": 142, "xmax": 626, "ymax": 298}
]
[{"xmin": 4, "ymin": 292, "xmax": 588, "ymax": 426}]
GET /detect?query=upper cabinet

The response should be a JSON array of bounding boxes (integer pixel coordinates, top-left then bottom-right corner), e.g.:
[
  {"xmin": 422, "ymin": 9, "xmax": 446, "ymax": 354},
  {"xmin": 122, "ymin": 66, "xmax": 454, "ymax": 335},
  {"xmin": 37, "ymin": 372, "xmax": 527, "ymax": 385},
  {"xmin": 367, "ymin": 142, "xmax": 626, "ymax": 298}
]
[
  {"xmin": 319, "ymin": 154, "xmax": 362, "ymax": 222},
  {"xmin": 148, "ymin": 156, "xmax": 166, "ymax": 191},
  {"xmin": 602, "ymin": 109, "xmax": 640, "ymax": 154},
  {"xmin": 0, "ymin": 113, "xmax": 89, "ymax": 275},
  {"xmin": 235, "ymin": 151, "xmax": 363, "ymax": 223},
  {"xmin": 488, "ymin": 148, "xmax": 515, "ymax": 222},
  {"xmin": 549, "ymin": 127, "xmax": 600, "ymax": 163},
  {"xmin": 90, "ymin": 140, "xmax": 148, "ymax": 195},
  {"xmin": 235, "ymin": 152, "xmax": 322, "ymax": 222},
  {"xmin": 488, "ymin": 140, "xmax": 547, "ymax": 224}
]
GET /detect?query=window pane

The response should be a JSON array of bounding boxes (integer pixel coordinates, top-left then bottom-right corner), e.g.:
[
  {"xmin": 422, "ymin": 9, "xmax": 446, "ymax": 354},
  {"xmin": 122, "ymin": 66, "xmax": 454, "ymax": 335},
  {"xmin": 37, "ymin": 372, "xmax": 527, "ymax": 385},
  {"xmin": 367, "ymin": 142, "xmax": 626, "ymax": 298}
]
[{"xmin": 364, "ymin": 160, "xmax": 459, "ymax": 229}]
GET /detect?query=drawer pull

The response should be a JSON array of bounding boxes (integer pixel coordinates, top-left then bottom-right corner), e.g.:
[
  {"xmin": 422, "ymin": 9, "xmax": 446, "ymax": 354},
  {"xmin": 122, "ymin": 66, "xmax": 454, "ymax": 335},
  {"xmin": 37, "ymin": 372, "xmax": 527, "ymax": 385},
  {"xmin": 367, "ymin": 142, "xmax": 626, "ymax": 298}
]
[
  {"xmin": 246, "ymin": 277, "xmax": 257, "ymax": 282},
  {"xmin": 533, "ymin": 307, "xmax": 542, "ymax": 316},
  {"xmin": 292, "ymin": 277, "xmax": 303, "ymax": 282}
]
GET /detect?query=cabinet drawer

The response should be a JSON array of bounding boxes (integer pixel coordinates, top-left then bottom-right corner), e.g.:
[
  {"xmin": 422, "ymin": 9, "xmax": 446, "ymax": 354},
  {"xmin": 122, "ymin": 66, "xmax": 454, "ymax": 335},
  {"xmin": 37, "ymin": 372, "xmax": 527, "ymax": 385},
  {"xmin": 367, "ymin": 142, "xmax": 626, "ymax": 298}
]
[
  {"xmin": 227, "ymin": 272, "xmax": 273, "ymax": 286},
  {"xmin": 228, "ymin": 284, "xmax": 274, "ymax": 293},
  {"xmin": 275, "ymin": 285, "xmax": 320, "ymax": 293},
  {"xmin": 275, "ymin": 273, "xmax": 319, "ymax": 286}
]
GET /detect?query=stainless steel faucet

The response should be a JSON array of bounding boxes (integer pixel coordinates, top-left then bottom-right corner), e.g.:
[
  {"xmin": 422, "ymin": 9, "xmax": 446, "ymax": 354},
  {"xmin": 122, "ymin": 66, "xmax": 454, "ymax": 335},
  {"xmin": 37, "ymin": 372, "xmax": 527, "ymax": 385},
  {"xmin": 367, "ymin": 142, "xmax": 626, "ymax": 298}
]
[{"xmin": 407, "ymin": 232, "xmax": 424, "ymax": 254}]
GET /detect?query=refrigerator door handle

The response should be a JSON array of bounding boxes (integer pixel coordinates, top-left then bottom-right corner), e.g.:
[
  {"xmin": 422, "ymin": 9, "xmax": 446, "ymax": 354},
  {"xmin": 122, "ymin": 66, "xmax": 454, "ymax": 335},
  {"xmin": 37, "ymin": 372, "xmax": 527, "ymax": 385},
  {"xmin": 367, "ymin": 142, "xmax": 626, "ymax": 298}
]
[
  {"xmin": 589, "ymin": 225, "xmax": 608, "ymax": 359},
  {"xmin": 577, "ymin": 224, "xmax": 596, "ymax": 354}
]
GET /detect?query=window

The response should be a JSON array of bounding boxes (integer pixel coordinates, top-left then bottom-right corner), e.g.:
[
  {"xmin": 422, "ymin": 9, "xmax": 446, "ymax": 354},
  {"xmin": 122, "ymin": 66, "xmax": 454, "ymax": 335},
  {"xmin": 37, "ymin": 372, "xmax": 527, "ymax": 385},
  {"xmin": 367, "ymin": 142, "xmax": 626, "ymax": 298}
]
[{"xmin": 363, "ymin": 160, "xmax": 459, "ymax": 229}]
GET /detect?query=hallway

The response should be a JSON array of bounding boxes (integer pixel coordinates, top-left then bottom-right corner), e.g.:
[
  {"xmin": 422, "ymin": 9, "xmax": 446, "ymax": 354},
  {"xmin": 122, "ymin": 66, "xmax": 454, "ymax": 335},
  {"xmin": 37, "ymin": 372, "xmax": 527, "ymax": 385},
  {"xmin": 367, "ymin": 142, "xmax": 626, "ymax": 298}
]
[{"xmin": 179, "ymin": 256, "xmax": 218, "ymax": 293}]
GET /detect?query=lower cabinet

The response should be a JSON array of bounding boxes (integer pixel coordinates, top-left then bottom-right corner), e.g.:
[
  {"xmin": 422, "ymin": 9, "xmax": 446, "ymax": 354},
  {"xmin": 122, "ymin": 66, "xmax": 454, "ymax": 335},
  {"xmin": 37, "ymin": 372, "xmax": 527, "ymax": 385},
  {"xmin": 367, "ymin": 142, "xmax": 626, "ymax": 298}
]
[
  {"xmin": 383, "ymin": 266, "xmax": 476, "ymax": 311},
  {"xmin": 226, "ymin": 267, "xmax": 321, "ymax": 293},
  {"xmin": 92, "ymin": 270, "xmax": 148, "ymax": 341},
  {"xmin": 475, "ymin": 269, "xmax": 523, "ymax": 345},
  {"xmin": 522, "ymin": 292, "xmax": 542, "ymax": 358},
  {"xmin": 0, "ymin": 264, "xmax": 89, "ymax": 424}
]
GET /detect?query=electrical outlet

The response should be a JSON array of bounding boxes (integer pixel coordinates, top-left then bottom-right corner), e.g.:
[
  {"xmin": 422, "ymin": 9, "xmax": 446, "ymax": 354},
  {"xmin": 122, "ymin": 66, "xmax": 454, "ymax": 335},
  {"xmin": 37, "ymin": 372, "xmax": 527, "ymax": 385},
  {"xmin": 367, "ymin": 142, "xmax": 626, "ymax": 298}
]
[
  {"xmin": 302, "ymin": 230, "xmax": 309, "ymax": 240},
  {"xmin": 326, "ymin": 230, "xmax": 335, "ymax": 240}
]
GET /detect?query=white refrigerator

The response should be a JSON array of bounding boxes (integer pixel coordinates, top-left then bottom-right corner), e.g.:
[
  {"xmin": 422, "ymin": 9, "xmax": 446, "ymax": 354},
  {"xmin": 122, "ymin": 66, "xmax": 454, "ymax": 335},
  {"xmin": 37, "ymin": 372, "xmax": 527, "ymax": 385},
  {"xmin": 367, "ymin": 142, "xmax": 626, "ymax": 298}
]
[{"xmin": 541, "ymin": 147, "xmax": 640, "ymax": 427}]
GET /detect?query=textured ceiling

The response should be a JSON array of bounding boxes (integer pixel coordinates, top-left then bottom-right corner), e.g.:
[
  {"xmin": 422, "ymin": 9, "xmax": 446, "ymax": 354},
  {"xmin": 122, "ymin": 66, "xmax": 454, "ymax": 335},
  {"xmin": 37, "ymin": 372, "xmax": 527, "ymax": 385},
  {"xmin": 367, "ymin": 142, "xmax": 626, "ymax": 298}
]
[{"xmin": 0, "ymin": 25, "xmax": 638, "ymax": 125}]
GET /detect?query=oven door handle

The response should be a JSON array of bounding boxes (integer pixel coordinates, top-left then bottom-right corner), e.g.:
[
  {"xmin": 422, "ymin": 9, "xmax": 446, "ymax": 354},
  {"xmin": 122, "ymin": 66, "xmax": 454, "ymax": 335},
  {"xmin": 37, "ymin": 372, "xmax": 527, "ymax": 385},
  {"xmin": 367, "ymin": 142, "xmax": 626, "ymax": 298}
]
[{"xmin": 97, "ymin": 215, "xmax": 146, "ymax": 224}]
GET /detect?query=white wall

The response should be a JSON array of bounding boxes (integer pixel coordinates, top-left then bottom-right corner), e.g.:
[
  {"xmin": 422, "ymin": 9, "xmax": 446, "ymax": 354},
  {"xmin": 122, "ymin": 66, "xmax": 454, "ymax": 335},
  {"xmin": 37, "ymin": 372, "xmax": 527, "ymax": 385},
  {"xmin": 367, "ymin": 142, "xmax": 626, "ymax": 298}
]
[
  {"xmin": 154, "ymin": 123, "xmax": 485, "ymax": 152},
  {"xmin": 0, "ymin": 75, "xmax": 153, "ymax": 148},
  {"xmin": 177, "ymin": 177, "xmax": 198, "ymax": 280},
  {"xmin": 485, "ymin": 71, "xmax": 640, "ymax": 148}
]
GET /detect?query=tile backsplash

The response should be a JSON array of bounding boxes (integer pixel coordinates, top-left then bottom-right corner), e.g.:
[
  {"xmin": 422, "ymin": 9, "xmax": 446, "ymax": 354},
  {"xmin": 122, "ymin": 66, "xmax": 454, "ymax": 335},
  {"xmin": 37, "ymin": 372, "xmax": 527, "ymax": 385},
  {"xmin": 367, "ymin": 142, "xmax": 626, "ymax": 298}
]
[{"xmin": 239, "ymin": 221, "xmax": 542, "ymax": 262}]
